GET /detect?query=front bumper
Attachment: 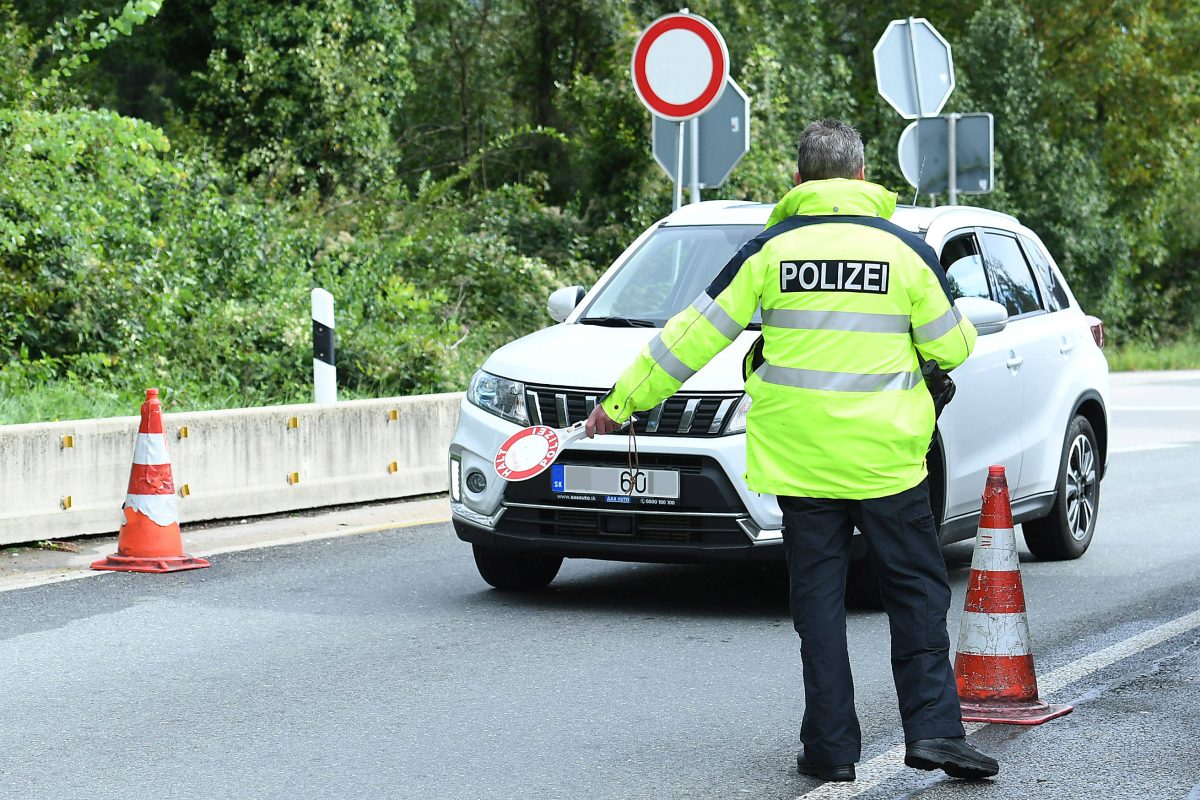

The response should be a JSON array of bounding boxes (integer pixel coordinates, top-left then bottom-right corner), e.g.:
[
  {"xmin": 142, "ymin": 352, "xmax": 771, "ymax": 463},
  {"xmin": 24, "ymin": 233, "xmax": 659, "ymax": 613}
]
[{"xmin": 448, "ymin": 400, "xmax": 784, "ymax": 562}]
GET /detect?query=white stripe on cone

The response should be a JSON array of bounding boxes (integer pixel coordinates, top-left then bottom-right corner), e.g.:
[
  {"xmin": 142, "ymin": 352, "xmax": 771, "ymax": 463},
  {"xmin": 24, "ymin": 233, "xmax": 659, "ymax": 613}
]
[
  {"xmin": 132, "ymin": 433, "xmax": 170, "ymax": 466},
  {"xmin": 969, "ymin": 526, "xmax": 1021, "ymax": 572},
  {"xmin": 956, "ymin": 610, "xmax": 1033, "ymax": 657},
  {"xmin": 124, "ymin": 493, "xmax": 178, "ymax": 526}
]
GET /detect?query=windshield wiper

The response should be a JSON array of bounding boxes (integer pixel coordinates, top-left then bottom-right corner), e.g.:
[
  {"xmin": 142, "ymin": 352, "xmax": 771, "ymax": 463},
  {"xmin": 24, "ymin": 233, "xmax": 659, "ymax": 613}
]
[{"xmin": 578, "ymin": 316, "xmax": 660, "ymax": 328}]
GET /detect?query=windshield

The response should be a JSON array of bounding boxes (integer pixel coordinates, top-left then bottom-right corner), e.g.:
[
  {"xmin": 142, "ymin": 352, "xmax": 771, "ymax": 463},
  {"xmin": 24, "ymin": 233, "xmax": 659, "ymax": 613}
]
[{"xmin": 579, "ymin": 225, "xmax": 762, "ymax": 327}]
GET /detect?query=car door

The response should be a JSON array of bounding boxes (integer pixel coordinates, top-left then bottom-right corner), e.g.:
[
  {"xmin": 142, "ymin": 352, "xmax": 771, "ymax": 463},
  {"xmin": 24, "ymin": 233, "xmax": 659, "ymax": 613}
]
[
  {"xmin": 976, "ymin": 228, "xmax": 1058, "ymax": 501},
  {"xmin": 1011, "ymin": 232, "xmax": 1080, "ymax": 498},
  {"xmin": 935, "ymin": 228, "xmax": 1025, "ymax": 520}
]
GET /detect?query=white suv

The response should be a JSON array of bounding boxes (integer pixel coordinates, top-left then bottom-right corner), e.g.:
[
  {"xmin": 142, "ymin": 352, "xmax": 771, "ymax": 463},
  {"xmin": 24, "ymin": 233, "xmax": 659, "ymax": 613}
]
[{"xmin": 448, "ymin": 201, "xmax": 1110, "ymax": 593}]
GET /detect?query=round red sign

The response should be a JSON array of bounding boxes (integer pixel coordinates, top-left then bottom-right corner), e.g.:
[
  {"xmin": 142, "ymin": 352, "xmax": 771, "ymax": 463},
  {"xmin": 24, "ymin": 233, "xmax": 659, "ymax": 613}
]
[
  {"xmin": 494, "ymin": 426, "xmax": 562, "ymax": 482},
  {"xmin": 631, "ymin": 13, "xmax": 729, "ymax": 121}
]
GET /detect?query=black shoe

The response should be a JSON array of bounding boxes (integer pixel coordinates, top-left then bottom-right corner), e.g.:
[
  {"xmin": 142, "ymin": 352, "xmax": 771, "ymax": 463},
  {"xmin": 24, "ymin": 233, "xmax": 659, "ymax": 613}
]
[
  {"xmin": 796, "ymin": 753, "xmax": 856, "ymax": 782},
  {"xmin": 905, "ymin": 737, "xmax": 999, "ymax": 779}
]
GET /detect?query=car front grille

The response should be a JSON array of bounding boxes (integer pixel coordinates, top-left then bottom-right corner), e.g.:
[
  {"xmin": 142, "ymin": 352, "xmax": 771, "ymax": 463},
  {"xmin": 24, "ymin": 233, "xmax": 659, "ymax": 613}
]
[
  {"xmin": 499, "ymin": 504, "xmax": 744, "ymax": 544},
  {"xmin": 524, "ymin": 384, "xmax": 741, "ymax": 437}
]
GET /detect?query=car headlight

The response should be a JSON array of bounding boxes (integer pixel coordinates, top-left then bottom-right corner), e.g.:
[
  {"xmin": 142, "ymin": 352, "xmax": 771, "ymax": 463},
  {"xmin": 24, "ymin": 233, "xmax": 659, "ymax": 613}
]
[
  {"xmin": 724, "ymin": 393, "xmax": 752, "ymax": 435},
  {"xmin": 467, "ymin": 370, "xmax": 529, "ymax": 426}
]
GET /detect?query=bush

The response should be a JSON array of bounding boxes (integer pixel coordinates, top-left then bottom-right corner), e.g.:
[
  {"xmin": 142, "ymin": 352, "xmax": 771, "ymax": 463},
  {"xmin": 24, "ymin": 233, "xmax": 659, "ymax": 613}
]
[
  {"xmin": 194, "ymin": 0, "xmax": 412, "ymax": 198},
  {"xmin": 0, "ymin": 111, "xmax": 600, "ymax": 419}
]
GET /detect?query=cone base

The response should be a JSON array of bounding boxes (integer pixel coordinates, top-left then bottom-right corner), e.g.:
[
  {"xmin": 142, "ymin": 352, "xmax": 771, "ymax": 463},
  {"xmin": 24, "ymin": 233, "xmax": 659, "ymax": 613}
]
[
  {"xmin": 960, "ymin": 699, "xmax": 1072, "ymax": 726},
  {"xmin": 90, "ymin": 553, "xmax": 210, "ymax": 574}
]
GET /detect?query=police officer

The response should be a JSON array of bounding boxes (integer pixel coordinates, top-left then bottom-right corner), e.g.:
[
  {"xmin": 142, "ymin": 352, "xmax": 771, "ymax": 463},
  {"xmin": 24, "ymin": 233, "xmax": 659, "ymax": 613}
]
[{"xmin": 585, "ymin": 119, "xmax": 1000, "ymax": 783}]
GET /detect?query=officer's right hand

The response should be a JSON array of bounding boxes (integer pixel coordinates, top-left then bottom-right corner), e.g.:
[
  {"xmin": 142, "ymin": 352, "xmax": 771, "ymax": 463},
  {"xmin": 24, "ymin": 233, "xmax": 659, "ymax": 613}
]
[{"xmin": 585, "ymin": 405, "xmax": 620, "ymax": 438}]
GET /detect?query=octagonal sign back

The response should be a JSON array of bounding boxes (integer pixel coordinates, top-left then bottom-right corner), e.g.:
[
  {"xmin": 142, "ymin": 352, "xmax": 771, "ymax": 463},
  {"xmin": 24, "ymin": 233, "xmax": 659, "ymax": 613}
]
[{"xmin": 873, "ymin": 18, "xmax": 955, "ymax": 119}]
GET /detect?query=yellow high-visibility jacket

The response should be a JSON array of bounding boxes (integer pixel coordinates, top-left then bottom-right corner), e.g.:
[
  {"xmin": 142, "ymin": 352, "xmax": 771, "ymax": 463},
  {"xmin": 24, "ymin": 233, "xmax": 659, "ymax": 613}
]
[{"xmin": 600, "ymin": 178, "xmax": 977, "ymax": 499}]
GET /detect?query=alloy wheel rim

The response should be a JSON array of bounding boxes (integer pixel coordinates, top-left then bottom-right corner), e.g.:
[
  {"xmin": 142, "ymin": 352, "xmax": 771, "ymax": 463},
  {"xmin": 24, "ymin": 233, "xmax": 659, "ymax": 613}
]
[{"xmin": 1065, "ymin": 433, "xmax": 1097, "ymax": 541}]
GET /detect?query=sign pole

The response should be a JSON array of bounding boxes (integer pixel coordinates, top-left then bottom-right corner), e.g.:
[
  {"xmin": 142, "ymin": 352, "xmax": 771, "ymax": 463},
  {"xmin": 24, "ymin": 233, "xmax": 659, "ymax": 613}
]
[
  {"xmin": 878, "ymin": 18, "xmax": 989, "ymax": 203},
  {"xmin": 947, "ymin": 112, "xmax": 958, "ymax": 206},
  {"xmin": 689, "ymin": 117, "xmax": 701, "ymax": 204},
  {"xmin": 673, "ymin": 121, "xmax": 685, "ymax": 210},
  {"xmin": 311, "ymin": 288, "xmax": 336, "ymax": 404},
  {"xmin": 906, "ymin": 17, "xmax": 926, "ymax": 117}
]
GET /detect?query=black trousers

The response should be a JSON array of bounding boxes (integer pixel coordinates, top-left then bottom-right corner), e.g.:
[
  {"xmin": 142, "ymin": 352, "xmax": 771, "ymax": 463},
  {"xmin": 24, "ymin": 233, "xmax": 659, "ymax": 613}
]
[{"xmin": 779, "ymin": 480, "xmax": 965, "ymax": 766}]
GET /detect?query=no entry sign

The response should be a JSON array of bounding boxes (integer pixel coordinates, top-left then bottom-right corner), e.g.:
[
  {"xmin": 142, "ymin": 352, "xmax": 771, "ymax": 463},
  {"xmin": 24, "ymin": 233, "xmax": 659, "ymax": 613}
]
[{"xmin": 631, "ymin": 12, "xmax": 729, "ymax": 121}]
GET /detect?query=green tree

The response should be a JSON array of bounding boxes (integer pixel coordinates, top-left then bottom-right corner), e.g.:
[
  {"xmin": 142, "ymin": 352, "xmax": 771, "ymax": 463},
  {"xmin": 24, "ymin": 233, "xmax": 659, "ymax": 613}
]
[
  {"xmin": 194, "ymin": 0, "xmax": 412, "ymax": 197},
  {"xmin": 3, "ymin": 0, "xmax": 1199, "ymax": 423}
]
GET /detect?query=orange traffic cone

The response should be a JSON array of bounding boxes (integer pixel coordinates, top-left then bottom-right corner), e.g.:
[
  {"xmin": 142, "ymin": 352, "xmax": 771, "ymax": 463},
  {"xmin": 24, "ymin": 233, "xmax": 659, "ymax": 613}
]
[
  {"xmin": 953, "ymin": 466, "xmax": 1070, "ymax": 724},
  {"xmin": 91, "ymin": 389, "xmax": 210, "ymax": 574}
]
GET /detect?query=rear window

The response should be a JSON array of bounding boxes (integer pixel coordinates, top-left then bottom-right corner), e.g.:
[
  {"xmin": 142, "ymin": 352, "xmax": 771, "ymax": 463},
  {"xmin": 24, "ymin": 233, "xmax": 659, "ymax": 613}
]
[
  {"xmin": 982, "ymin": 231, "xmax": 1043, "ymax": 317},
  {"xmin": 1020, "ymin": 235, "xmax": 1070, "ymax": 311}
]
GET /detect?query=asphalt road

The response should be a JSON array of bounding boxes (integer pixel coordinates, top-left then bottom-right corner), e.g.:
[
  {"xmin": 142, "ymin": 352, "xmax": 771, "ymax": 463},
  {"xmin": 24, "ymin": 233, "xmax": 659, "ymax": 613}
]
[{"xmin": 1, "ymin": 373, "xmax": 1198, "ymax": 800}]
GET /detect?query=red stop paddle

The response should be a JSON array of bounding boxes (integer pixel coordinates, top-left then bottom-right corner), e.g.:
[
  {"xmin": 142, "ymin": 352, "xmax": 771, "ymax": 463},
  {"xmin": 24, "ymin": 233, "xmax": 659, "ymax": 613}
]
[{"xmin": 493, "ymin": 417, "xmax": 635, "ymax": 482}]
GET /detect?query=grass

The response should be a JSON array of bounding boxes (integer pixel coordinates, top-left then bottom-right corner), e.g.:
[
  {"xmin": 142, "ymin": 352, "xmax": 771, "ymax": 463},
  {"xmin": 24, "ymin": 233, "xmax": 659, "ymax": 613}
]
[
  {"xmin": 0, "ymin": 380, "xmax": 134, "ymax": 425},
  {"xmin": 0, "ymin": 378, "xmax": 312, "ymax": 426},
  {"xmin": 1106, "ymin": 336, "xmax": 1200, "ymax": 372}
]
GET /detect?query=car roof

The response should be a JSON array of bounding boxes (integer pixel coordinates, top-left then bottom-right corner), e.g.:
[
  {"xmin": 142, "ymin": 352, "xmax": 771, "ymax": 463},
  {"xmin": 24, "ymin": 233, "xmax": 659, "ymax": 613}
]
[{"xmin": 659, "ymin": 199, "xmax": 1019, "ymax": 233}]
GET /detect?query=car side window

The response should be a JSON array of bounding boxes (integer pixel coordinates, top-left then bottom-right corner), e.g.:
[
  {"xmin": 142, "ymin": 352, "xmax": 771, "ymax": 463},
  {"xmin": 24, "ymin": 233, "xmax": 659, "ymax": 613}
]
[
  {"xmin": 939, "ymin": 232, "xmax": 989, "ymax": 300},
  {"xmin": 981, "ymin": 231, "xmax": 1043, "ymax": 317},
  {"xmin": 1020, "ymin": 235, "xmax": 1070, "ymax": 312}
]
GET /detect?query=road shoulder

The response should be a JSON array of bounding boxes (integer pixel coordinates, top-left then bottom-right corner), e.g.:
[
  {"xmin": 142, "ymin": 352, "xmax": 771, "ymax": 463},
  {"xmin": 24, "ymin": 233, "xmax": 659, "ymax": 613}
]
[{"xmin": 0, "ymin": 495, "xmax": 451, "ymax": 593}]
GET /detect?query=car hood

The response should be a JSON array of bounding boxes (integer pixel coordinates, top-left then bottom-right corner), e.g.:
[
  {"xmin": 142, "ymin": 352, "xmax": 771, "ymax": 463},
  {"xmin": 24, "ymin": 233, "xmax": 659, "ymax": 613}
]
[{"xmin": 482, "ymin": 323, "xmax": 758, "ymax": 392}]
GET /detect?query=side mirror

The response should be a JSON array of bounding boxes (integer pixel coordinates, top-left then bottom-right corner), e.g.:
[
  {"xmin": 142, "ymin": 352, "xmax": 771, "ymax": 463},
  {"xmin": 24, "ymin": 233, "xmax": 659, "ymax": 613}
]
[
  {"xmin": 547, "ymin": 285, "xmax": 585, "ymax": 322},
  {"xmin": 954, "ymin": 296, "xmax": 1009, "ymax": 336}
]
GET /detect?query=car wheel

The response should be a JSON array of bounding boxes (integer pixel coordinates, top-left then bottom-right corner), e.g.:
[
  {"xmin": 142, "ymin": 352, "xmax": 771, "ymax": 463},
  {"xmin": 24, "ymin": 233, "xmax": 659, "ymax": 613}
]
[
  {"xmin": 1022, "ymin": 415, "xmax": 1100, "ymax": 560},
  {"xmin": 472, "ymin": 545, "xmax": 563, "ymax": 590}
]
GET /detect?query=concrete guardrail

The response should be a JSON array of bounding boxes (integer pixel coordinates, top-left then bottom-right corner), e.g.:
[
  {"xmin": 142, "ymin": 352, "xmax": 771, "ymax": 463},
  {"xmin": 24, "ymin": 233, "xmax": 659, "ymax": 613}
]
[{"xmin": 0, "ymin": 393, "xmax": 463, "ymax": 546}]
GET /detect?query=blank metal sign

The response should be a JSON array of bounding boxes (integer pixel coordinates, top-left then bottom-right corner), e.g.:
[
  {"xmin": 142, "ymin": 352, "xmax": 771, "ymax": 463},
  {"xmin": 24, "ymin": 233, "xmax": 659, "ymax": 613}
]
[
  {"xmin": 902, "ymin": 113, "xmax": 994, "ymax": 195},
  {"xmin": 652, "ymin": 77, "xmax": 750, "ymax": 188}
]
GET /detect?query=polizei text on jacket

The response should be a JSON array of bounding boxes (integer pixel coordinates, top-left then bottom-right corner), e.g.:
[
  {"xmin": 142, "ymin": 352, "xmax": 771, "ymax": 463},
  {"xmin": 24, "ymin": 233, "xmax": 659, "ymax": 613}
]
[{"xmin": 779, "ymin": 260, "xmax": 891, "ymax": 294}]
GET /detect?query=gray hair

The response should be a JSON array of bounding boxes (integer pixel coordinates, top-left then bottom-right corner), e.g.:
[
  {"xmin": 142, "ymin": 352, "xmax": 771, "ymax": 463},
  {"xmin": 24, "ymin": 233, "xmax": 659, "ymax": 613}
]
[{"xmin": 796, "ymin": 118, "xmax": 865, "ymax": 181}]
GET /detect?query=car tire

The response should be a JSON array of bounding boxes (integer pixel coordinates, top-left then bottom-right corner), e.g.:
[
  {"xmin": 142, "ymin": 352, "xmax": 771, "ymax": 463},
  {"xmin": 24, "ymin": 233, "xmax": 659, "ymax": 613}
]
[
  {"xmin": 472, "ymin": 545, "xmax": 563, "ymax": 590},
  {"xmin": 1022, "ymin": 415, "xmax": 1100, "ymax": 560}
]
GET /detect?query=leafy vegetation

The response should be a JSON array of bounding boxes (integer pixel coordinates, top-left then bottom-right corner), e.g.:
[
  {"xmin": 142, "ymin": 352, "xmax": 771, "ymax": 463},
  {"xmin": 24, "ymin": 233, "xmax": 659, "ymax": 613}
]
[{"xmin": 1, "ymin": 0, "xmax": 1197, "ymax": 423}]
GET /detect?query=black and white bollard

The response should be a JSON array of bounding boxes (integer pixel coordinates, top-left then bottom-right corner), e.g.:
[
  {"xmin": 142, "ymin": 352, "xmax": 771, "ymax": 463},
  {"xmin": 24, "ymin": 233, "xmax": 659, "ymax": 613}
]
[{"xmin": 311, "ymin": 288, "xmax": 336, "ymax": 404}]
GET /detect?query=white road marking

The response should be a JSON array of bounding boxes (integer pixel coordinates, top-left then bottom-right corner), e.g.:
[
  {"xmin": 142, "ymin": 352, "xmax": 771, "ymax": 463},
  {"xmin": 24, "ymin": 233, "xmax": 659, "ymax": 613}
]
[
  {"xmin": 0, "ymin": 515, "xmax": 451, "ymax": 594},
  {"xmin": 0, "ymin": 569, "xmax": 99, "ymax": 594},
  {"xmin": 1110, "ymin": 370, "xmax": 1200, "ymax": 385},
  {"xmin": 1035, "ymin": 608, "xmax": 1200, "ymax": 695},
  {"xmin": 796, "ymin": 606, "xmax": 1200, "ymax": 799},
  {"xmin": 1112, "ymin": 444, "xmax": 1188, "ymax": 454},
  {"xmin": 188, "ymin": 517, "xmax": 448, "ymax": 559}
]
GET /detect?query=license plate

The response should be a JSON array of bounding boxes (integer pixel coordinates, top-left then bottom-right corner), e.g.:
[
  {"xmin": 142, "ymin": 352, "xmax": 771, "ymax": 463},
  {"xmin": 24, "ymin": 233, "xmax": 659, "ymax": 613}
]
[{"xmin": 551, "ymin": 464, "xmax": 680, "ymax": 499}]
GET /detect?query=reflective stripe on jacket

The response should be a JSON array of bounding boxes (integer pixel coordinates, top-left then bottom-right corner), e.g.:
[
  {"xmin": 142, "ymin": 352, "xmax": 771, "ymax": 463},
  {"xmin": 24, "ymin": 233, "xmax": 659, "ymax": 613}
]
[{"xmin": 600, "ymin": 179, "xmax": 978, "ymax": 499}]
